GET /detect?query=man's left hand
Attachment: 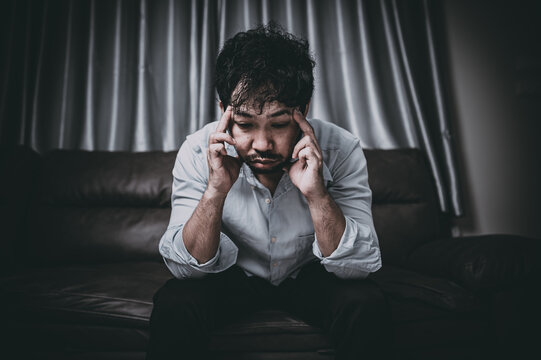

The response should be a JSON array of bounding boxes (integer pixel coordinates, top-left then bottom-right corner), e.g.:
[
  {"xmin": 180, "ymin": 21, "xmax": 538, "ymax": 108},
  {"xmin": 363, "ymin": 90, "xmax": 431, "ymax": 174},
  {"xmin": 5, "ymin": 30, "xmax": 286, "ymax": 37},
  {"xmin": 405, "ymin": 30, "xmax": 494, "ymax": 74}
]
[{"xmin": 286, "ymin": 109, "xmax": 327, "ymax": 201}]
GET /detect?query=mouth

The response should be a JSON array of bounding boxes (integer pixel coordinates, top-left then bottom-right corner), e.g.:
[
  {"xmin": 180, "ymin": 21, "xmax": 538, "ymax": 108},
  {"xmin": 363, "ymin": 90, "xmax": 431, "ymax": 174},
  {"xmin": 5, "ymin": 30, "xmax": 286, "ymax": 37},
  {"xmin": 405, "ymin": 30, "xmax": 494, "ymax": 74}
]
[
  {"xmin": 249, "ymin": 159, "xmax": 280, "ymax": 168},
  {"xmin": 252, "ymin": 158, "xmax": 278, "ymax": 164}
]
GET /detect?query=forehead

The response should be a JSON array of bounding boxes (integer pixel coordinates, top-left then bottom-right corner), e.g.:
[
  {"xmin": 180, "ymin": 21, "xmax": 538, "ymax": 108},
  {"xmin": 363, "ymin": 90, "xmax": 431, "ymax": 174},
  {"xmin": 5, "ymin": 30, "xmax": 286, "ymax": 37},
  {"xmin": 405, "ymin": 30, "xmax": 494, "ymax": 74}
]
[{"xmin": 235, "ymin": 101, "xmax": 292, "ymax": 116}]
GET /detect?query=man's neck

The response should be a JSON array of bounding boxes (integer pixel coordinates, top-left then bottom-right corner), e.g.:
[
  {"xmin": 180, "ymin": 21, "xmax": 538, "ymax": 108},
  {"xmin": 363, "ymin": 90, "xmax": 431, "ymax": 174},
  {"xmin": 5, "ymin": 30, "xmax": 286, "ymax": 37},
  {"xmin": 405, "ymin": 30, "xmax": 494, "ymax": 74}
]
[{"xmin": 255, "ymin": 171, "xmax": 284, "ymax": 196}]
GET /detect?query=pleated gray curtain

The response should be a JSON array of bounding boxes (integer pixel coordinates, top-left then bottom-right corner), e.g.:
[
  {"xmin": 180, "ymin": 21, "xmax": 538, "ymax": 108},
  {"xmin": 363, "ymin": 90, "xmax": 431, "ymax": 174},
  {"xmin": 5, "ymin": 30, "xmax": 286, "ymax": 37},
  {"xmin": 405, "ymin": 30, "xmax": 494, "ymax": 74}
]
[{"xmin": 0, "ymin": 0, "xmax": 462, "ymax": 215}]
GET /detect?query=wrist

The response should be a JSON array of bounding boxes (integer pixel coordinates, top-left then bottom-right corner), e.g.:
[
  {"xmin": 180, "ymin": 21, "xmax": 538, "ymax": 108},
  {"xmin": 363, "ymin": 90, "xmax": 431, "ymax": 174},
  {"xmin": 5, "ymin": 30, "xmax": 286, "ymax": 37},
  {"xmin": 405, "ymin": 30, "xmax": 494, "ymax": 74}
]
[
  {"xmin": 204, "ymin": 185, "xmax": 229, "ymax": 202},
  {"xmin": 305, "ymin": 185, "xmax": 330, "ymax": 205}
]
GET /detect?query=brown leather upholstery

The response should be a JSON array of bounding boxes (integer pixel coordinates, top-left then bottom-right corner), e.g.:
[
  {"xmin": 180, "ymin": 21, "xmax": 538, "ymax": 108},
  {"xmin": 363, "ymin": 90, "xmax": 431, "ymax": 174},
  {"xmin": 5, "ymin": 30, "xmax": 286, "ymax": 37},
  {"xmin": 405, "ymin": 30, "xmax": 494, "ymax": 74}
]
[
  {"xmin": 1, "ymin": 146, "xmax": 538, "ymax": 360},
  {"xmin": 25, "ymin": 150, "xmax": 176, "ymax": 265},
  {"xmin": 407, "ymin": 234, "xmax": 541, "ymax": 292},
  {"xmin": 365, "ymin": 149, "xmax": 442, "ymax": 266}
]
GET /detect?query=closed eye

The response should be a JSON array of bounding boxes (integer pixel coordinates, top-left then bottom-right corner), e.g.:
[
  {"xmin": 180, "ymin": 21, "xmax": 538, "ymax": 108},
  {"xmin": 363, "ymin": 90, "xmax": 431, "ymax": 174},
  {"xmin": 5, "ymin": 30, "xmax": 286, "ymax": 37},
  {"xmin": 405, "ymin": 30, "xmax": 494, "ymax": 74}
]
[
  {"xmin": 271, "ymin": 122, "xmax": 289, "ymax": 128},
  {"xmin": 236, "ymin": 122, "xmax": 253, "ymax": 129}
]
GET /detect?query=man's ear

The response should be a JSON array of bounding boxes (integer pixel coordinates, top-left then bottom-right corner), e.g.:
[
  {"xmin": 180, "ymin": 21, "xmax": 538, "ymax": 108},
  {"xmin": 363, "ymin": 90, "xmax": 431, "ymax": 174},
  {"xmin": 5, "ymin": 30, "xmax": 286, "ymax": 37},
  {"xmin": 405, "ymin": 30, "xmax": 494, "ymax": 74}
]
[
  {"xmin": 219, "ymin": 101, "xmax": 225, "ymax": 114},
  {"xmin": 303, "ymin": 101, "xmax": 311, "ymax": 116}
]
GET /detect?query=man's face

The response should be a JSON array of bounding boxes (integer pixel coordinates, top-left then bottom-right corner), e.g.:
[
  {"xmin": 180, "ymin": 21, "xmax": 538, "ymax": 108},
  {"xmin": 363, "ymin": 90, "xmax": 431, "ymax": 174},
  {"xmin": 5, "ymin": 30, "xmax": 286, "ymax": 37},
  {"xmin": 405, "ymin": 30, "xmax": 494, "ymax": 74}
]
[{"xmin": 228, "ymin": 101, "xmax": 301, "ymax": 174}]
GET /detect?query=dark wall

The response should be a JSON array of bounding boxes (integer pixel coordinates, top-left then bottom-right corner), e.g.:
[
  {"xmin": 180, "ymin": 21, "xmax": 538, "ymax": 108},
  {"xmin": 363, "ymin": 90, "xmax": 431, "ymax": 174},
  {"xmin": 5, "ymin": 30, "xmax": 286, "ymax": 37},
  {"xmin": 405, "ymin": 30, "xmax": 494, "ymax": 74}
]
[{"xmin": 442, "ymin": 0, "xmax": 541, "ymax": 238}]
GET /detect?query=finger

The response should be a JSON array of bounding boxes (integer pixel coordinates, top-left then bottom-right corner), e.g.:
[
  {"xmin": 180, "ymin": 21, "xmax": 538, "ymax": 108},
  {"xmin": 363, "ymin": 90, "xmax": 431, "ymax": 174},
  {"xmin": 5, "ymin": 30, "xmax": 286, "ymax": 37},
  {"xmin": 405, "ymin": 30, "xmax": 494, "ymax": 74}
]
[
  {"xmin": 292, "ymin": 136, "xmax": 322, "ymax": 160},
  {"xmin": 209, "ymin": 143, "xmax": 227, "ymax": 158},
  {"xmin": 292, "ymin": 137, "xmax": 318, "ymax": 159},
  {"xmin": 293, "ymin": 109, "xmax": 321, "ymax": 152},
  {"xmin": 293, "ymin": 108, "xmax": 315, "ymax": 137},
  {"xmin": 288, "ymin": 154, "xmax": 306, "ymax": 172},
  {"xmin": 298, "ymin": 147, "xmax": 321, "ymax": 170},
  {"xmin": 216, "ymin": 105, "xmax": 233, "ymax": 133},
  {"xmin": 209, "ymin": 132, "xmax": 236, "ymax": 145}
]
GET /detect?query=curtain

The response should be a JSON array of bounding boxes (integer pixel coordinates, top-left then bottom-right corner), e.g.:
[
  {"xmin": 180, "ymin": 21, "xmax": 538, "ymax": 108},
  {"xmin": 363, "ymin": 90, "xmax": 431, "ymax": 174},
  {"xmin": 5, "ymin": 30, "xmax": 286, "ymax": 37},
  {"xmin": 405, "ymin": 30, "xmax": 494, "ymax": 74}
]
[{"xmin": 0, "ymin": 0, "xmax": 462, "ymax": 216}]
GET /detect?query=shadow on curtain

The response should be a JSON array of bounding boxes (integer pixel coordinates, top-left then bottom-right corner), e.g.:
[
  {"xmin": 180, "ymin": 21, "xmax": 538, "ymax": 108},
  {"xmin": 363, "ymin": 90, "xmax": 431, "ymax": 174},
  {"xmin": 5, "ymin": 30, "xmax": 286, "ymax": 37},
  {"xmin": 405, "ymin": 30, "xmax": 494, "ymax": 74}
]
[{"xmin": 0, "ymin": 0, "xmax": 462, "ymax": 216}]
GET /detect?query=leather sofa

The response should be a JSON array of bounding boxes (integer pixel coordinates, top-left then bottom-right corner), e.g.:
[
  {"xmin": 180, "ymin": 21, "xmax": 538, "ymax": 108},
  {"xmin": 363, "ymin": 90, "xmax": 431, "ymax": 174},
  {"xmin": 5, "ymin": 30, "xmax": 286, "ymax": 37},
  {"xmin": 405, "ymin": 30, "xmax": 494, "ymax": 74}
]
[{"xmin": 1, "ymin": 145, "xmax": 539, "ymax": 360}]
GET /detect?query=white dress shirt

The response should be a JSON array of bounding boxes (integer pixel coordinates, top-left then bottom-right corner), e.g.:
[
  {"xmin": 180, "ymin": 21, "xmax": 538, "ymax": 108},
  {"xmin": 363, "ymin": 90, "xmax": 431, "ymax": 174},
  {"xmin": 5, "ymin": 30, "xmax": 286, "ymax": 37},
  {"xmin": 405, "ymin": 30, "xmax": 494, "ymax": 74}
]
[{"xmin": 159, "ymin": 118, "xmax": 382, "ymax": 285}]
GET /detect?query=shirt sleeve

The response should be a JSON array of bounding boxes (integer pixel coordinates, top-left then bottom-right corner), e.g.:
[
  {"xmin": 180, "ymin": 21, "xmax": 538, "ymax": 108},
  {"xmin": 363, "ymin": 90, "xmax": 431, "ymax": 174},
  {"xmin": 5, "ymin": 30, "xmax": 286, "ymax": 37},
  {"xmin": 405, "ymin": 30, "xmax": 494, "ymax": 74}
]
[
  {"xmin": 311, "ymin": 139, "xmax": 382, "ymax": 279},
  {"xmin": 158, "ymin": 135, "xmax": 238, "ymax": 279}
]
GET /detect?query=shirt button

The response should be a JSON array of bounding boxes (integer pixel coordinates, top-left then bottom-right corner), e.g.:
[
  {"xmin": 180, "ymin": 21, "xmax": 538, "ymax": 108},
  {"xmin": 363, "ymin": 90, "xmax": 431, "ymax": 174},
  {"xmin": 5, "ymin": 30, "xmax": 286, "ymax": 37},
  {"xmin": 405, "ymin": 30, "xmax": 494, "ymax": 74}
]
[
  {"xmin": 271, "ymin": 237, "xmax": 277, "ymax": 243},
  {"xmin": 265, "ymin": 198, "xmax": 271, "ymax": 204}
]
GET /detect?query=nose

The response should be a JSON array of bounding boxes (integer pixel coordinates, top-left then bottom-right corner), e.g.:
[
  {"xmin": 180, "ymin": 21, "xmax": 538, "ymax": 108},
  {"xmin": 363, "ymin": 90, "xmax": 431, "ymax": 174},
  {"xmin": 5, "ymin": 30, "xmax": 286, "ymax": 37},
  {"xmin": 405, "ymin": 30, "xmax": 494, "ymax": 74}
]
[{"xmin": 251, "ymin": 130, "xmax": 273, "ymax": 152}]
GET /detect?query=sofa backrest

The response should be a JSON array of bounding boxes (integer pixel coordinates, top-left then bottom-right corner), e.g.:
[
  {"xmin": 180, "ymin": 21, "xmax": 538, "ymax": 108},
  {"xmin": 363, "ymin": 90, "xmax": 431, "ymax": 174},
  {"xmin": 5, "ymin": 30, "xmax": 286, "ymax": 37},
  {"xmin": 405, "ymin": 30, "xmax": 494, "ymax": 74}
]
[
  {"xmin": 25, "ymin": 150, "xmax": 176, "ymax": 266},
  {"xmin": 13, "ymin": 147, "xmax": 443, "ymax": 267},
  {"xmin": 364, "ymin": 149, "xmax": 443, "ymax": 266}
]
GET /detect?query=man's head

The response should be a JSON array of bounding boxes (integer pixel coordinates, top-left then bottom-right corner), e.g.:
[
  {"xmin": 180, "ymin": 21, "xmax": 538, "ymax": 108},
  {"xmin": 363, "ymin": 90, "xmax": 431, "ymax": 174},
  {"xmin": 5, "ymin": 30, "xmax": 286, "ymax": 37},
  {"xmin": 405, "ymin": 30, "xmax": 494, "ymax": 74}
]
[
  {"xmin": 215, "ymin": 23, "xmax": 315, "ymax": 174},
  {"xmin": 215, "ymin": 22, "xmax": 315, "ymax": 113}
]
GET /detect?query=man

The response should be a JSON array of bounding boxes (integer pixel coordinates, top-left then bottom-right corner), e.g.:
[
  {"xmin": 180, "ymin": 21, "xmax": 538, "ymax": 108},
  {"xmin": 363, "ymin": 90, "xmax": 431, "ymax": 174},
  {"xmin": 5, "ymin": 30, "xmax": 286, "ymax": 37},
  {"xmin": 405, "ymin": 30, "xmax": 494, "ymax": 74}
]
[{"xmin": 147, "ymin": 24, "xmax": 389, "ymax": 360}]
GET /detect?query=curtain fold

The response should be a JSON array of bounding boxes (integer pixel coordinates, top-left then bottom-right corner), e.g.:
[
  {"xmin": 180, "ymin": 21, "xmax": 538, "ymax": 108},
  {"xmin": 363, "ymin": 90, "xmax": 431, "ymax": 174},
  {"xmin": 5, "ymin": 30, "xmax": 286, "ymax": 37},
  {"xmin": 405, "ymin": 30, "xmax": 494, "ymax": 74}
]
[
  {"xmin": 422, "ymin": 0, "xmax": 462, "ymax": 214},
  {"xmin": 389, "ymin": 0, "xmax": 450, "ymax": 213},
  {"xmin": 0, "ymin": 0, "xmax": 463, "ymax": 215}
]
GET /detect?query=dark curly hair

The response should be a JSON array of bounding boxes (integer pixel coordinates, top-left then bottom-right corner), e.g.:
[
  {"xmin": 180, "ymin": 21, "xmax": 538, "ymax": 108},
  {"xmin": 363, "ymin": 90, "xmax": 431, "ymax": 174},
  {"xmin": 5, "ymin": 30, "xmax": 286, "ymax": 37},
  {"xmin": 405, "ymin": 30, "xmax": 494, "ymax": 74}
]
[{"xmin": 215, "ymin": 22, "xmax": 315, "ymax": 114}]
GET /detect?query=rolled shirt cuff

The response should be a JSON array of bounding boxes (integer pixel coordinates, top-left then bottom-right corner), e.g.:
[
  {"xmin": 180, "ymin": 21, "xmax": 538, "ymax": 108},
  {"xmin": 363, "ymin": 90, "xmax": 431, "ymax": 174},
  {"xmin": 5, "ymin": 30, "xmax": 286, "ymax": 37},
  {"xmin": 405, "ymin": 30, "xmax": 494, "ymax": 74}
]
[
  {"xmin": 312, "ymin": 216, "xmax": 382, "ymax": 278},
  {"xmin": 172, "ymin": 225, "xmax": 239, "ymax": 273}
]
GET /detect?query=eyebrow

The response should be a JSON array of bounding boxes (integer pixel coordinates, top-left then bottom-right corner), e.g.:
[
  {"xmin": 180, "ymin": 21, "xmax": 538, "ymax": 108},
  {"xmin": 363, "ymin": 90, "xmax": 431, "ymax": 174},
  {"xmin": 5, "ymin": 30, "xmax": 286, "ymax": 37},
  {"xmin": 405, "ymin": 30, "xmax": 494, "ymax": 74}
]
[
  {"xmin": 233, "ymin": 108, "xmax": 292, "ymax": 119},
  {"xmin": 234, "ymin": 110, "xmax": 254, "ymax": 118},
  {"xmin": 269, "ymin": 109, "xmax": 292, "ymax": 118}
]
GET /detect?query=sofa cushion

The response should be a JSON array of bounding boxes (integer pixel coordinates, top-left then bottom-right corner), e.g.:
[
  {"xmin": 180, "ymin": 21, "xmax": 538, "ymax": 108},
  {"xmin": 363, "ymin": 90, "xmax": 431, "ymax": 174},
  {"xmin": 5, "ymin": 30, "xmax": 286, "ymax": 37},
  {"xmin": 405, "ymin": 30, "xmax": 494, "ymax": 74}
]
[
  {"xmin": 364, "ymin": 149, "xmax": 442, "ymax": 266},
  {"xmin": 0, "ymin": 262, "xmax": 331, "ymax": 354},
  {"xmin": 1, "ymin": 262, "xmax": 170, "ymax": 328},
  {"xmin": 1, "ymin": 262, "xmax": 170, "ymax": 355},
  {"xmin": 2, "ymin": 258, "xmax": 486, "ymax": 355}
]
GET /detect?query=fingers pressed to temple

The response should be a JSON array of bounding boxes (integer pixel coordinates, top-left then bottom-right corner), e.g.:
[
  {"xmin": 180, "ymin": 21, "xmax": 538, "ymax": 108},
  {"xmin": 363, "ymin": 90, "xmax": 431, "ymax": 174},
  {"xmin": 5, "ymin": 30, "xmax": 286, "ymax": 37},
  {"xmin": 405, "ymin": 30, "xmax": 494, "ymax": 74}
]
[{"xmin": 216, "ymin": 105, "xmax": 233, "ymax": 133}]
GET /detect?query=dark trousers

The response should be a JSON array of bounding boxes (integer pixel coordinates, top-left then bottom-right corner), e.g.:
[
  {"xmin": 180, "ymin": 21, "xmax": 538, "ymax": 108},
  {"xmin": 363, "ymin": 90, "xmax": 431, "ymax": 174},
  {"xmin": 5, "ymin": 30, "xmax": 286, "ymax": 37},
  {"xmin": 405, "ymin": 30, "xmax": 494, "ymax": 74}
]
[{"xmin": 146, "ymin": 261, "xmax": 392, "ymax": 360}]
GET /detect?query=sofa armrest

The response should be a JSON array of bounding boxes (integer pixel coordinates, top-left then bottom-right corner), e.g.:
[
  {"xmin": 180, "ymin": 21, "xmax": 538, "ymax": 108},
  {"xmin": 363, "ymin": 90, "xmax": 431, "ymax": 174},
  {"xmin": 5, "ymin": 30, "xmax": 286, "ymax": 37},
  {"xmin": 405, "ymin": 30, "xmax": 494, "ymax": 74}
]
[
  {"xmin": 369, "ymin": 265, "xmax": 477, "ymax": 311},
  {"xmin": 406, "ymin": 234, "xmax": 541, "ymax": 293}
]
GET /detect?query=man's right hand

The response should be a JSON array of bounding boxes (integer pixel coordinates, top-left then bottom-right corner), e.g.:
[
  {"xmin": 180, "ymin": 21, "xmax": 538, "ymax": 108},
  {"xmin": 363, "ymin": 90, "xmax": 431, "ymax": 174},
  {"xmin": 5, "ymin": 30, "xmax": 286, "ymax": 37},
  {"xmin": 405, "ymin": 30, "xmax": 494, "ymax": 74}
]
[{"xmin": 207, "ymin": 106, "xmax": 242, "ymax": 196}]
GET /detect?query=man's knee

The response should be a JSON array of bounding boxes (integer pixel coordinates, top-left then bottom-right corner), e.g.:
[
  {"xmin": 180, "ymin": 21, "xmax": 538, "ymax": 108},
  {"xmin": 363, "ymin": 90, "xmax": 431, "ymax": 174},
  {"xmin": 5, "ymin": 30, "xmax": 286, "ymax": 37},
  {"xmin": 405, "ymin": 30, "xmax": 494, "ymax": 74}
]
[
  {"xmin": 330, "ymin": 280, "xmax": 391, "ymax": 336},
  {"xmin": 150, "ymin": 279, "xmax": 210, "ymax": 331},
  {"xmin": 333, "ymin": 280, "xmax": 387, "ymax": 312},
  {"xmin": 328, "ymin": 281, "xmax": 392, "ymax": 359}
]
